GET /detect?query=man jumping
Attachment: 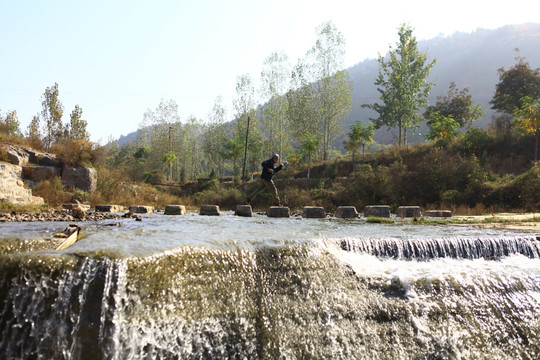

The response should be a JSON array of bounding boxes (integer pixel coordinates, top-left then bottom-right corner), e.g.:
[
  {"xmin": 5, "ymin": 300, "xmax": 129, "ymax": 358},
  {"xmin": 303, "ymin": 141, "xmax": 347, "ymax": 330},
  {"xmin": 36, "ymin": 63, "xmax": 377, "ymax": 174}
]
[{"xmin": 247, "ymin": 154, "xmax": 288, "ymax": 206}]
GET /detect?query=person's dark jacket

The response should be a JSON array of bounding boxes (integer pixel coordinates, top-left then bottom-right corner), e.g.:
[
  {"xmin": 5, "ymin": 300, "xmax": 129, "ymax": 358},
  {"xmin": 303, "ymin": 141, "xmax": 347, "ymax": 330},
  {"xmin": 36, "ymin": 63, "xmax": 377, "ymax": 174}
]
[{"xmin": 260, "ymin": 158, "xmax": 283, "ymax": 181}]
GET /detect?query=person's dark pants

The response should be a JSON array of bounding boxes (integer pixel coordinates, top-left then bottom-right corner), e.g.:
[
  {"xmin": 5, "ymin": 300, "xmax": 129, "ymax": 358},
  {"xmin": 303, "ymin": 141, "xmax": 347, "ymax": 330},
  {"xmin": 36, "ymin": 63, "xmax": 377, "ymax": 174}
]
[{"xmin": 248, "ymin": 178, "xmax": 280, "ymax": 204}]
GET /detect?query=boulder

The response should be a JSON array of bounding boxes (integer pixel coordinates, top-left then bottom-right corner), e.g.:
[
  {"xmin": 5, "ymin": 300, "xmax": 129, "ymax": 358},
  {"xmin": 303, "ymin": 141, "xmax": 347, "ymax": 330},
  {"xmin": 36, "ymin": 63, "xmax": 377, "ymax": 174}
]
[
  {"xmin": 27, "ymin": 149, "xmax": 60, "ymax": 167},
  {"xmin": 62, "ymin": 166, "xmax": 97, "ymax": 193},
  {"xmin": 200, "ymin": 205, "xmax": 220, "ymax": 216},
  {"xmin": 95, "ymin": 205, "xmax": 124, "ymax": 213},
  {"xmin": 268, "ymin": 206, "xmax": 290, "ymax": 218},
  {"xmin": 235, "ymin": 205, "xmax": 253, "ymax": 217},
  {"xmin": 72, "ymin": 204, "xmax": 87, "ymax": 220},
  {"xmin": 0, "ymin": 163, "xmax": 44, "ymax": 205},
  {"xmin": 424, "ymin": 210, "xmax": 452, "ymax": 218},
  {"xmin": 336, "ymin": 206, "xmax": 359, "ymax": 218},
  {"xmin": 165, "ymin": 205, "xmax": 186, "ymax": 215},
  {"xmin": 129, "ymin": 205, "xmax": 154, "ymax": 214},
  {"xmin": 396, "ymin": 206, "xmax": 422, "ymax": 218},
  {"xmin": 6, "ymin": 146, "xmax": 29, "ymax": 166},
  {"xmin": 303, "ymin": 206, "xmax": 326, "ymax": 218},
  {"xmin": 22, "ymin": 165, "xmax": 62, "ymax": 183},
  {"xmin": 364, "ymin": 205, "xmax": 391, "ymax": 218},
  {"xmin": 63, "ymin": 202, "xmax": 91, "ymax": 211}
]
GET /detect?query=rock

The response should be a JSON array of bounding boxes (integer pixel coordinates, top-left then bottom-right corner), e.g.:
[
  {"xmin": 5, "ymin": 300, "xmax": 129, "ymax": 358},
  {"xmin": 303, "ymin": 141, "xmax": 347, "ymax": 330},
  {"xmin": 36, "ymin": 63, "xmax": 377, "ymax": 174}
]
[
  {"xmin": 63, "ymin": 203, "xmax": 91, "ymax": 211},
  {"xmin": 0, "ymin": 163, "xmax": 44, "ymax": 205},
  {"xmin": 27, "ymin": 149, "xmax": 60, "ymax": 167},
  {"xmin": 165, "ymin": 205, "xmax": 186, "ymax": 215},
  {"xmin": 129, "ymin": 205, "xmax": 154, "ymax": 214},
  {"xmin": 95, "ymin": 205, "xmax": 124, "ymax": 213},
  {"xmin": 62, "ymin": 166, "xmax": 97, "ymax": 193},
  {"xmin": 235, "ymin": 205, "xmax": 253, "ymax": 217},
  {"xmin": 303, "ymin": 206, "xmax": 326, "ymax": 218},
  {"xmin": 364, "ymin": 205, "xmax": 391, "ymax": 218},
  {"xmin": 268, "ymin": 206, "xmax": 290, "ymax": 218},
  {"xmin": 336, "ymin": 206, "xmax": 359, "ymax": 218},
  {"xmin": 396, "ymin": 206, "xmax": 422, "ymax": 218},
  {"xmin": 71, "ymin": 204, "xmax": 87, "ymax": 220},
  {"xmin": 424, "ymin": 210, "xmax": 452, "ymax": 218},
  {"xmin": 22, "ymin": 165, "xmax": 62, "ymax": 183},
  {"xmin": 200, "ymin": 205, "xmax": 220, "ymax": 216},
  {"xmin": 6, "ymin": 146, "xmax": 29, "ymax": 166}
]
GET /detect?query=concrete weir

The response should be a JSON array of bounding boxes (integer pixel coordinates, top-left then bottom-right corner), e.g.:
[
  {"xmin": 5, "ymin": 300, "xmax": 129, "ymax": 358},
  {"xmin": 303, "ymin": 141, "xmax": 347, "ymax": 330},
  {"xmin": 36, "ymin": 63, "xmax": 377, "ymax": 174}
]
[
  {"xmin": 200, "ymin": 205, "xmax": 220, "ymax": 216},
  {"xmin": 165, "ymin": 205, "xmax": 186, "ymax": 215},
  {"xmin": 95, "ymin": 205, "xmax": 124, "ymax": 213},
  {"xmin": 336, "ymin": 206, "xmax": 359, "ymax": 218},
  {"xmin": 235, "ymin": 205, "xmax": 253, "ymax": 217},
  {"xmin": 364, "ymin": 205, "xmax": 391, "ymax": 218},
  {"xmin": 303, "ymin": 206, "xmax": 326, "ymax": 218},
  {"xmin": 268, "ymin": 206, "xmax": 290, "ymax": 218},
  {"xmin": 396, "ymin": 206, "xmax": 422, "ymax": 218},
  {"xmin": 129, "ymin": 205, "xmax": 154, "ymax": 214},
  {"xmin": 424, "ymin": 210, "xmax": 452, "ymax": 218}
]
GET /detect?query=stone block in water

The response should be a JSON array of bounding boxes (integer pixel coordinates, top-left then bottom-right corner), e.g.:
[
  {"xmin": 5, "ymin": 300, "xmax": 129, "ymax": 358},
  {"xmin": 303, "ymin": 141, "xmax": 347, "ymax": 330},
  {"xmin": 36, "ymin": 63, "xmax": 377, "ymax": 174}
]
[
  {"xmin": 165, "ymin": 205, "xmax": 186, "ymax": 215},
  {"xmin": 363, "ymin": 205, "xmax": 390, "ymax": 218},
  {"xmin": 396, "ymin": 206, "xmax": 421, "ymax": 218},
  {"xmin": 235, "ymin": 205, "xmax": 253, "ymax": 217},
  {"xmin": 200, "ymin": 205, "xmax": 220, "ymax": 216},
  {"xmin": 129, "ymin": 205, "xmax": 154, "ymax": 214},
  {"xmin": 303, "ymin": 206, "xmax": 326, "ymax": 218},
  {"xmin": 424, "ymin": 210, "xmax": 452, "ymax": 218},
  {"xmin": 268, "ymin": 206, "xmax": 290, "ymax": 218},
  {"xmin": 95, "ymin": 205, "xmax": 124, "ymax": 213},
  {"xmin": 336, "ymin": 206, "xmax": 359, "ymax": 218}
]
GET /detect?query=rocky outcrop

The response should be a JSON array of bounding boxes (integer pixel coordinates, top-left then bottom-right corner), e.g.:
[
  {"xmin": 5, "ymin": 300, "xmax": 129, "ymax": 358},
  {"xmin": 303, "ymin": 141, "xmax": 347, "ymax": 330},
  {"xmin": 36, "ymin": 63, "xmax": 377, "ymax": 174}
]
[
  {"xmin": 0, "ymin": 144, "xmax": 98, "ymax": 205},
  {"xmin": 0, "ymin": 163, "xmax": 44, "ymax": 205}
]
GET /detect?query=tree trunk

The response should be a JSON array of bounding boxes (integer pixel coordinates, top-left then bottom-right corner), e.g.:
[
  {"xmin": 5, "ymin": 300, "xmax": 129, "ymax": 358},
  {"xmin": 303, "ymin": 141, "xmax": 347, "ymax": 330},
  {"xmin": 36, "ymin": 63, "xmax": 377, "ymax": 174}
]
[{"xmin": 535, "ymin": 130, "xmax": 538, "ymax": 166}]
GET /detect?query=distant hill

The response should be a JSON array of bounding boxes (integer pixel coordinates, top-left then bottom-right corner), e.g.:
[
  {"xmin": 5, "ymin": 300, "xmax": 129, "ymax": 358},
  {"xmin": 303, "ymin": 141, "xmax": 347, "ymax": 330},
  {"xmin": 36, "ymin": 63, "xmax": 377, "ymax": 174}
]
[{"xmin": 117, "ymin": 23, "xmax": 540, "ymax": 147}]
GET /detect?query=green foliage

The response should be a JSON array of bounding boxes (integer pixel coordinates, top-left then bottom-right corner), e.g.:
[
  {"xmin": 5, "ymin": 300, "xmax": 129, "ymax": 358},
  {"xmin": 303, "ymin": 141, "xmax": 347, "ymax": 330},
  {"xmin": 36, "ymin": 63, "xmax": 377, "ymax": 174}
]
[
  {"xmin": 198, "ymin": 178, "xmax": 220, "ymax": 192},
  {"xmin": 41, "ymin": 83, "xmax": 64, "ymax": 150},
  {"xmin": 345, "ymin": 120, "xmax": 375, "ymax": 159},
  {"xmin": 424, "ymin": 82, "xmax": 484, "ymax": 128},
  {"xmin": 364, "ymin": 24, "xmax": 436, "ymax": 146},
  {"xmin": 460, "ymin": 127, "xmax": 492, "ymax": 154},
  {"xmin": 491, "ymin": 55, "xmax": 540, "ymax": 114},
  {"xmin": 0, "ymin": 110, "xmax": 21, "ymax": 136},
  {"xmin": 33, "ymin": 177, "xmax": 68, "ymax": 206},
  {"xmin": 68, "ymin": 105, "xmax": 90, "ymax": 141},
  {"xmin": 366, "ymin": 217, "xmax": 395, "ymax": 224},
  {"xmin": 425, "ymin": 112, "xmax": 460, "ymax": 143},
  {"xmin": 513, "ymin": 96, "xmax": 540, "ymax": 164}
]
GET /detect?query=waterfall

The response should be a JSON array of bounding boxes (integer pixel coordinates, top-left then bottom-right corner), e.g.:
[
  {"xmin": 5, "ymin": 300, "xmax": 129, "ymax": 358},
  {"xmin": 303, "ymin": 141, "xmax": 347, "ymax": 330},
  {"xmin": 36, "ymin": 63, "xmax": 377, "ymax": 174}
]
[{"xmin": 1, "ymin": 238, "xmax": 539, "ymax": 359}]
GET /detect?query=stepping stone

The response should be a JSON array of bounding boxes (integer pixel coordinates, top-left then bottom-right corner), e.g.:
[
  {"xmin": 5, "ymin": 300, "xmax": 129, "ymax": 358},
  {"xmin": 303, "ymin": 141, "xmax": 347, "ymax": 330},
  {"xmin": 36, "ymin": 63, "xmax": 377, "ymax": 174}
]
[
  {"xmin": 129, "ymin": 205, "xmax": 154, "ymax": 214},
  {"xmin": 424, "ymin": 210, "xmax": 452, "ymax": 218},
  {"xmin": 364, "ymin": 205, "xmax": 390, "ymax": 218},
  {"xmin": 396, "ymin": 206, "xmax": 422, "ymax": 218},
  {"xmin": 336, "ymin": 206, "xmax": 359, "ymax": 218},
  {"xmin": 165, "ymin": 205, "xmax": 186, "ymax": 215},
  {"xmin": 200, "ymin": 205, "xmax": 220, "ymax": 216},
  {"xmin": 95, "ymin": 205, "xmax": 124, "ymax": 213},
  {"xmin": 235, "ymin": 205, "xmax": 253, "ymax": 217},
  {"xmin": 303, "ymin": 206, "xmax": 326, "ymax": 218},
  {"xmin": 267, "ymin": 206, "xmax": 290, "ymax": 218}
]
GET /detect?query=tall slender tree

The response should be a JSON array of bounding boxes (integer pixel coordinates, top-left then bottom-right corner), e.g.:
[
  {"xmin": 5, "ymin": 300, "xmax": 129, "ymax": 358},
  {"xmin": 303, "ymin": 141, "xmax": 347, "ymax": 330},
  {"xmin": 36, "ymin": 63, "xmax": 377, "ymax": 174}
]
[
  {"xmin": 41, "ymin": 83, "xmax": 64, "ymax": 150},
  {"xmin": 364, "ymin": 24, "xmax": 436, "ymax": 146},
  {"xmin": 68, "ymin": 105, "xmax": 90, "ymax": 141}
]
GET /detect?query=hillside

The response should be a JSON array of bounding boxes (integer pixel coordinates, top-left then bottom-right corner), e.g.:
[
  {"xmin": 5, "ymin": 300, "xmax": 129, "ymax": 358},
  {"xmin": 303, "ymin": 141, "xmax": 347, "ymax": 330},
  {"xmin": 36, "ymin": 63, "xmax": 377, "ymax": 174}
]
[{"xmin": 118, "ymin": 23, "xmax": 540, "ymax": 147}]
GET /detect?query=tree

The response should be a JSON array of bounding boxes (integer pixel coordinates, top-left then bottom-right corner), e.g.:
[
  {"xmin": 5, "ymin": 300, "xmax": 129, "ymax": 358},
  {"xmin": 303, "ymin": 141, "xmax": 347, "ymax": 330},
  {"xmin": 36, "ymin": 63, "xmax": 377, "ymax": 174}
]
[
  {"xmin": 364, "ymin": 24, "xmax": 436, "ymax": 146},
  {"xmin": 514, "ymin": 96, "xmax": 540, "ymax": 165},
  {"xmin": 41, "ymin": 83, "xmax": 64, "ymax": 150},
  {"xmin": 345, "ymin": 120, "xmax": 375, "ymax": 160},
  {"xmin": 299, "ymin": 132, "xmax": 321, "ymax": 179},
  {"xmin": 260, "ymin": 51, "xmax": 291, "ymax": 157},
  {"xmin": 68, "ymin": 105, "xmax": 90, "ymax": 141},
  {"xmin": 491, "ymin": 55, "xmax": 540, "ymax": 114},
  {"xmin": 308, "ymin": 21, "xmax": 352, "ymax": 160},
  {"xmin": 27, "ymin": 114, "xmax": 42, "ymax": 143},
  {"xmin": 424, "ymin": 82, "xmax": 484, "ymax": 128},
  {"xmin": 0, "ymin": 110, "xmax": 21, "ymax": 136},
  {"xmin": 425, "ymin": 112, "xmax": 460, "ymax": 143},
  {"xmin": 204, "ymin": 96, "xmax": 228, "ymax": 176}
]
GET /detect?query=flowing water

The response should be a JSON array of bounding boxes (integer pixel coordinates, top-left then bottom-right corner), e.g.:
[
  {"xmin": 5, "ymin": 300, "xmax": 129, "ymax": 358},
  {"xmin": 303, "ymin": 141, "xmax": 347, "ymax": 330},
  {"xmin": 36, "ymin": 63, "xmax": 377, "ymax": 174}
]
[{"xmin": 1, "ymin": 212, "xmax": 539, "ymax": 359}]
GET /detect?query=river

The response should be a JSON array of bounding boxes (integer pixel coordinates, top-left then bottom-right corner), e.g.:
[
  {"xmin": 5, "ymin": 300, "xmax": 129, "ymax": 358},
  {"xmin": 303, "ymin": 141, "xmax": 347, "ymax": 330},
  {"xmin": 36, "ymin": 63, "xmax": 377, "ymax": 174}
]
[{"xmin": 1, "ymin": 212, "xmax": 539, "ymax": 359}]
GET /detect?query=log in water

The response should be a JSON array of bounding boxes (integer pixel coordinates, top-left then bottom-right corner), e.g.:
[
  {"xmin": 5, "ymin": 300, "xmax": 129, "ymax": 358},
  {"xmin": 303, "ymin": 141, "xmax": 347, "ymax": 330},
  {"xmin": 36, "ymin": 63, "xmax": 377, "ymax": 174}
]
[{"xmin": 1, "ymin": 213, "xmax": 539, "ymax": 359}]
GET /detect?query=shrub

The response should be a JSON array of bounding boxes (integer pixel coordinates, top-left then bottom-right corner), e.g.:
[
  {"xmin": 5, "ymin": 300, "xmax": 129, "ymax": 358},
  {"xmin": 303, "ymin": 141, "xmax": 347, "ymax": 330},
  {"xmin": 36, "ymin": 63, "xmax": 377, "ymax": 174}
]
[{"xmin": 33, "ymin": 177, "xmax": 68, "ymax": 205}]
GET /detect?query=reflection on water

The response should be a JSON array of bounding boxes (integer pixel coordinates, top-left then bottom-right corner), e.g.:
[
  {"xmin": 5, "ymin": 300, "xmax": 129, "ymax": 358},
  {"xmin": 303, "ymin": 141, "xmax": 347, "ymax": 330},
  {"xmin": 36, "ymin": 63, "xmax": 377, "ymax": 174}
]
[{"xmin": 1, "ymin": 212, "xmax": 539, "ymax": 359}]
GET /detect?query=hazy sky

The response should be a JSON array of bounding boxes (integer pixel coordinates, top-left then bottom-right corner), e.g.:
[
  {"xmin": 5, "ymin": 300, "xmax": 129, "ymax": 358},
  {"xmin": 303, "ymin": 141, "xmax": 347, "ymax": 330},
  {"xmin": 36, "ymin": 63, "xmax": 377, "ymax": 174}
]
[{"xmin": 1, "ymin": 0, "xmax": 539, "ymax": 142}]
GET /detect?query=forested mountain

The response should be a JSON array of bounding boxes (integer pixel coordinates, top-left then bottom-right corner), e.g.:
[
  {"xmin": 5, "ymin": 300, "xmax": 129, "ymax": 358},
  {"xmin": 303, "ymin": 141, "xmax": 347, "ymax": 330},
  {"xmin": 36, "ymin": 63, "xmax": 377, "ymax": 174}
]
[
  {"xmin": 349, "ymin": 23, "xmax": 540, "ymax": 143},
  {"xmin": 118, "ymin": 23, "xmax": 540, "ymax": 146}
]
